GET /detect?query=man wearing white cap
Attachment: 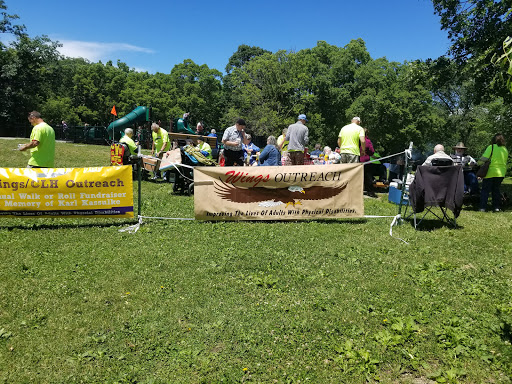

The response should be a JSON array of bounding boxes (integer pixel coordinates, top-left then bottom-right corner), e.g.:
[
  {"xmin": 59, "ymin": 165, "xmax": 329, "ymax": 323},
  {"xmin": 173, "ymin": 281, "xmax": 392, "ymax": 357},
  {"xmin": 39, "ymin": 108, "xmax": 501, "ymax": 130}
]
[
  {"xmin": 338, "ymin": 117, "xmax": 365, "ymax": 163},
  {"xmin": 285, "ymin": 114, "xmax": 309, "ymax": 165}
]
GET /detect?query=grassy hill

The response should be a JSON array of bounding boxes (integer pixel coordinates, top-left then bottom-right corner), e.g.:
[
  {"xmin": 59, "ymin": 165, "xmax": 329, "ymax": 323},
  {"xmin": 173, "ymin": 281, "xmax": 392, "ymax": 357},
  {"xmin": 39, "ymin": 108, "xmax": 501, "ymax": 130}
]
[{"xmin": 0, "ymin": 139, "xmax": 511, "ymax": 383}]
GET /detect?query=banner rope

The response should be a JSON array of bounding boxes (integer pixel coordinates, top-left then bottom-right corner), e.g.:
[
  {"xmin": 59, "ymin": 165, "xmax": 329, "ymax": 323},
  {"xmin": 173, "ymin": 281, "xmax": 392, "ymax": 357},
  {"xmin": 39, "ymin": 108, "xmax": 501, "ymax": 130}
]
[
  {"xmin": 169, "ymin": 163, "xmax": 195, "ymax": 182},
  {"xmin": 118, "ymin": 215, "xmax": 194, "ymax": 234},
  {"xmin": 119, "ymin": 213, "xmax": 409, "ymax": 244},
  {"xmin": 362, "ymin": 147, "xmax": 413, "ymax": 165},
  {"xmin": 161, "ymin": 162, "xmax": 195, "ymax": 182},
  {"xmin": 388, "ymin": 214, "xmax": 409, "ymax": 244},
  {"xmin": 118, "ymin": 215, "xmax": 143, "ymax": 234},
  {"xmin": 363, "ymin": 214, "xmax": 409, "ymax": 244}
]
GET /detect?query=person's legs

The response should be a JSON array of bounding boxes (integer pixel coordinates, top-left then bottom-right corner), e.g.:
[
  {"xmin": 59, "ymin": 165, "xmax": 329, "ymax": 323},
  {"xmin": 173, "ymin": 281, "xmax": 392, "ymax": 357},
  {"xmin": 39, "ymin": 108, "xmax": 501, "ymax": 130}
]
[
  {"xmin": 464, "ymin": 171, "xmax": 479, "ymax": 195},
  {"xmin": 225, "ymin": 150, "xmax": 244, "ymax": 166},
  {"xmin": 295, "ymin": 151, "xmax": 304, "ymax": 165},
  {"xmin": 289, "ymin": 151, "xmax": 304, "ymax": 165},
  {"xmin": 375, "ymin": 164, "xmax": 387, "ymax": 182},
  {"xmin": 363, "ymin": 164, "xmax": 376, "ymax": 196},
  {"xmin": 480, "ymin": 178, "xmax": 492, "ymax": 211},
  {"xmin": 224, "ymin": 150, "xmax": 236, "ymax": 166},
  {"xmin": 491, "ymin": 177, "xmax": 504, "ymax": 211},
  {"xmin": 340, "ymin": 153, "xmax": 359, "ymax": 164}
]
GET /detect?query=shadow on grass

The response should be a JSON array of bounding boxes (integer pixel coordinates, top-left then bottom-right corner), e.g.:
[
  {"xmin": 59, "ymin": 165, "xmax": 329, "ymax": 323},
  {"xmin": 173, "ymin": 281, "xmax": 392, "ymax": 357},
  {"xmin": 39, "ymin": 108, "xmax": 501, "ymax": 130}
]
[
  {"xmin": 407, "ymin": 218, "xmax": 464, "ymax": 231},
  {"xmin": 501, "ymin": 322, "xmax": 512, "ymax": 344},
  {"xmin": 0, "ymin": 219, "xmax": 137, "ymax": 231},
  {"xmin": 1, "ymin": 218, "xmax": 371, "ymax": 231}
]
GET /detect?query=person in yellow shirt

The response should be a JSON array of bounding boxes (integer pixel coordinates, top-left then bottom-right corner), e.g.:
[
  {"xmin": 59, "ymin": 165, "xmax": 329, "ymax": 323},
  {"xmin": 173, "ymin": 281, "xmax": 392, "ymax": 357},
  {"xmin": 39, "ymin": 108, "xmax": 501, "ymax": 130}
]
[
  {"xmin": 151, "ymin": 123, "xmax": 170, "ymax": 157},
  {"xmin": 150, "ymin": 123, "xmax": 170, "ymax": 180},
  {"xmin": 196, "ymin": 137, "xmax": 212, "ymax": 160},
  {"xmin": 337, "ymin": 116, "xmax": 365, "ymax": 163},
  {"xmin": 19, "ymin": 111, "xmax": 55, "ymax": 168},
  {"xmin": 120, "ymin": 128, "xmax": 138, "ymax": 156}
]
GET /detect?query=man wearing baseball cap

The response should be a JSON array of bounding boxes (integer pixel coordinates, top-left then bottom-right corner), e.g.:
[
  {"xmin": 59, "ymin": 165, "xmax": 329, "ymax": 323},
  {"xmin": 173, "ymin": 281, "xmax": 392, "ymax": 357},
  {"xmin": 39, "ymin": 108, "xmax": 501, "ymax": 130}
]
[
  {"xmin": 285, "ymin": 114, "xmax": 309, "ymax": 165},
  {"xmin": 338, "ymin": 117, "xmax": 365, "ymax": 163}
]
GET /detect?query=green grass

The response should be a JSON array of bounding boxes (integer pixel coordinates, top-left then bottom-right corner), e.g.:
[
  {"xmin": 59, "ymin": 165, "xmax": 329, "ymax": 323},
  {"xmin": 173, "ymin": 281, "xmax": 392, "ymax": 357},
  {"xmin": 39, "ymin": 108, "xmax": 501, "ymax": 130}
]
[{"xmin": 1, "ymin": 138, "xmax": 512, "ymax": 383}]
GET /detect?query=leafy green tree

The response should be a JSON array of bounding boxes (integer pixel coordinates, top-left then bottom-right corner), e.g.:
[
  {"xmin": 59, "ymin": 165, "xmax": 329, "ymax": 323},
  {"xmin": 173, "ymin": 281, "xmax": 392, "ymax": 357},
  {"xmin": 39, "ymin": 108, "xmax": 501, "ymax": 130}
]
[
  {"xmin": 41, "ymin": 97, "xmax": 80, "ymax": 126},
  {"xmin": 0, "ymin": 35, "xmax": 61, "ymax": 130},
  {"xmin": 166, "ymin": 59, "xmax": 223, "ymax": 130},
  {"xmin": 0, "ymin": 0, "xmax": 25, "ymax": 38},
  {"xmin": 347, "ymin": 58, "xmax": 443, "ymax": 154},
  {"xmin": 432, "ymin": 0, "xmax": 512, "ymax": 101},
  {"xmin": 225, "ymin": 44, "xmax": 271, "ymax": 74},
  {"xmin": 494, "ymin": 36, "xmax": 512, "ymax": 93}
]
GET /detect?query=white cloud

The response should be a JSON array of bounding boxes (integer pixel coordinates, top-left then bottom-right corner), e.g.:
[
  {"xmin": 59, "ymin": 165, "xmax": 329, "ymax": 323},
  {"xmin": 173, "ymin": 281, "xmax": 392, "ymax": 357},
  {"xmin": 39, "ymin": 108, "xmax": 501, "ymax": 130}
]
[{"xmin": 57, "ymin": 40, "xmax": 155, "ymax": 62}]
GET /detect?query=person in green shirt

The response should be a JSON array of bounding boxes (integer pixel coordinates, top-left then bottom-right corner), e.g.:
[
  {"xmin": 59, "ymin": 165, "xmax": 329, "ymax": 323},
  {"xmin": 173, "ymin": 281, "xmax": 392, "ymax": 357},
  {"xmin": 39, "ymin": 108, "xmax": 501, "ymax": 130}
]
[
  {"xmin": 119, "ymin": 128, "xmax": 138, "ymax": 156},
  {"xmin": 19, "ymin": 111, "xmax": 55, "ymax": 168},
  {"xmin": 479, "ymin": 133, "xmax": 509, "ymax": 212},
  {"xmin": 337, "ymin": 117, "xmax": 365, "ymax": 163},
  {"xmin": 196, "ymin": 137, "xmax": 212, "ymax": 160},
  {"xmin": 151, "ymin": 123, "xmax": 170, "ymax": 156},
  {"xmin": 151, "ymin": 123, "xmax": 171, "ymax": 181}
]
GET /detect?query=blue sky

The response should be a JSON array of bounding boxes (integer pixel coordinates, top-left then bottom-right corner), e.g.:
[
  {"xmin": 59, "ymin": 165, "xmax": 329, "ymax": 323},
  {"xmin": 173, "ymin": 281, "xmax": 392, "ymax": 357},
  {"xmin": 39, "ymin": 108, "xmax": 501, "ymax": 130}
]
[{"xmin": 6, "ymin": 0, "xmax": 450, "ymax": 74}]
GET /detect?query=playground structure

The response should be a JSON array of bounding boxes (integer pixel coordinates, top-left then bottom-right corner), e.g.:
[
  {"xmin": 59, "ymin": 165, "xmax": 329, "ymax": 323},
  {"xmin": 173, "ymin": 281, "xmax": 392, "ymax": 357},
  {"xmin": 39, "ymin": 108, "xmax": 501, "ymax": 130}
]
[
  {"xmin": 173, "ymin": 116, "xmax": 196, "ymax": 135},
  {"xmin": 107, "ymin": 106, "xmax": 152, "ymax": 143},
  {"xmin": 107, "ymin": 106, "xmax": 215, "ymax": 147},
  {"xmin": 108, "ymin": 106, "xmax": 220, "ymax": 196}
]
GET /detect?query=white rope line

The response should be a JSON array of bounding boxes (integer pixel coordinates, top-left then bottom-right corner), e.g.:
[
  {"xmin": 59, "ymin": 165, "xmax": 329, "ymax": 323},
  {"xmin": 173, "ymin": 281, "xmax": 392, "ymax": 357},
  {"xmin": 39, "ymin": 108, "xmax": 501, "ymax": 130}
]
[
  {"xmin": 165, "ymin": 162, "xmax": 194, "ymax": 170},
  {"xmin": 362, "ymin": 146, "xmax": 413, "ymax": 165},
  {"xmin": 118, "ymin": 215, "xmax": 195, "ymax": 234},
  {"xmin": 389, "ymin": 214, "xmax": 409, "ymax": 244},
  {"xmin": 119, "ymin": 214, "xmax": 411, "ymax": 245},
  {"xmin": 140, "ymin": 215, "xmax": 194, "ymax": 221},
  {"xmin": 118, "ymin": 216, "xmax": 143, "ymax": 234},
  {"xmin": 362, "ymin": 150, "xmax": 405, "ymax": 165},
  {"xmin": 169, "ymin": 163, "xmax": 195, "ymax": 182}
]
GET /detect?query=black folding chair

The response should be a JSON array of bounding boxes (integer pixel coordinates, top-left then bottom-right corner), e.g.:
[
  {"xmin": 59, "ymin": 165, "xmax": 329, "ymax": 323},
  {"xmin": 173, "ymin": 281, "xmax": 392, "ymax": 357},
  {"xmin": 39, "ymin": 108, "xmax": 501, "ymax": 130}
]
[{"xmin": 409, "ymin": 164, "xmax": 464, "ymax": 229}]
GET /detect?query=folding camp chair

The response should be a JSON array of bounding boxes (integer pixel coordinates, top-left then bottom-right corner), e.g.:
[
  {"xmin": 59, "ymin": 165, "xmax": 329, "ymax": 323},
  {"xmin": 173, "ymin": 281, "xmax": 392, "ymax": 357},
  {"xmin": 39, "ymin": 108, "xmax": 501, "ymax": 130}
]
[{"xmin": 408, "ymin": 164, "xmax": 464, "ymax": 229}]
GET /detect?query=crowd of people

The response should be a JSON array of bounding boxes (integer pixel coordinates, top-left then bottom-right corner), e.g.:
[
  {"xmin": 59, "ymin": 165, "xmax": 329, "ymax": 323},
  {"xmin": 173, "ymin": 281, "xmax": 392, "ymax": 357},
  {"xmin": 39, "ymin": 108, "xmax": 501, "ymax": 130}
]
[
  {"xmin": 420, "ymin": 137, "xmax": 509, "ymax": 212},
  {"xmin": 16, "ymin": 110, "xmax": 510, "ymax": 212}
]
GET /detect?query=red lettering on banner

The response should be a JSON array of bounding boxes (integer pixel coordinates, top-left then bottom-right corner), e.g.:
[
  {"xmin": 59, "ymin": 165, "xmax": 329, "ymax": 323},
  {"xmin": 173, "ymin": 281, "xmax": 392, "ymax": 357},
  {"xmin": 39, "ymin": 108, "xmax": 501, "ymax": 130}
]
[{"xmin": 224, "ymin": 171, "xmax": 270, "ymax": 187}]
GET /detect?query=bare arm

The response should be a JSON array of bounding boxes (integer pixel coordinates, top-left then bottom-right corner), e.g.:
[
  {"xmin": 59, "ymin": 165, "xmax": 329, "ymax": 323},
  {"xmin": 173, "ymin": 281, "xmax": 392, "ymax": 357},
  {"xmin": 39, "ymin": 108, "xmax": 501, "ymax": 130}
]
[{"xmin": 19, "ymin": 140, "xmax": 39, "ymax": 151}]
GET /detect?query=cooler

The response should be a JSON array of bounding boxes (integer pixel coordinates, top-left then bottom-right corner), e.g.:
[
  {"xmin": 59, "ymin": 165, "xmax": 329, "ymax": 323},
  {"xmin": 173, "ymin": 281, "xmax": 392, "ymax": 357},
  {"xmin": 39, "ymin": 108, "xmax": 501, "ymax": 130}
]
[{"xmin": 388, "ymin": 185, "xmax": 409, "ymax": 205}]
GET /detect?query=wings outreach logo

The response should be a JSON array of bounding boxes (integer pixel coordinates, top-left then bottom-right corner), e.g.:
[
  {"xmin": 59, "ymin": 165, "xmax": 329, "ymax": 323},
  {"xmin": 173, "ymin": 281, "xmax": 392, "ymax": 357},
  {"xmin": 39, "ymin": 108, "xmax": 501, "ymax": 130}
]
[{"xmin": 214, "ymin": 179, "xmax": 348, "ymax": 208}]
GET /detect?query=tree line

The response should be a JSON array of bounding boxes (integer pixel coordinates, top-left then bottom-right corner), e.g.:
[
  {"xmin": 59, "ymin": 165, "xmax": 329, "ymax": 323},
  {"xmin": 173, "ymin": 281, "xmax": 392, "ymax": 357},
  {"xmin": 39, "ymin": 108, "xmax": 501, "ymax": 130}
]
[{"xmin": 1, "ymin": 0, "xmax": 511, "ymax": 158}]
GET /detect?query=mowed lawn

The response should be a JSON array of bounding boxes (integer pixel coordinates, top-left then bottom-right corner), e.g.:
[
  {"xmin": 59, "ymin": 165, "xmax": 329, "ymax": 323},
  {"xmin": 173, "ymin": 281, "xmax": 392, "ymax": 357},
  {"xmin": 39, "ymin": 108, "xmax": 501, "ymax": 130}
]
[{"xmin": 0, "ymin": 138, "xmax": 511, "ymax": 383}]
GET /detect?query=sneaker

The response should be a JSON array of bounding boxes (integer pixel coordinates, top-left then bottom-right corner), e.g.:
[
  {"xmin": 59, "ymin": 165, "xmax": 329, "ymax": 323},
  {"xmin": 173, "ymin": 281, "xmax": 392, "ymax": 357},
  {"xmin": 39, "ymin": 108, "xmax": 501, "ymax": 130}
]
[{"xmin": 494, "ymin": 209, "xmax": 502, "ymax": 212}]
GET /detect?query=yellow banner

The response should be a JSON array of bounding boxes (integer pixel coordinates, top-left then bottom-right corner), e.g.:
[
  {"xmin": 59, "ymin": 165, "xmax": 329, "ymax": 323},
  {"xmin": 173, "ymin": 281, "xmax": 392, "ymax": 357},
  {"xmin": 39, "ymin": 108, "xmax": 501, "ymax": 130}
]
[
  {"xmin": 0, "ymin": 166, "xmax": 133, "ymax": 218},
  {"xmin": 194, "ymin": 164, "xmax": 363, "ymax": 220}
]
